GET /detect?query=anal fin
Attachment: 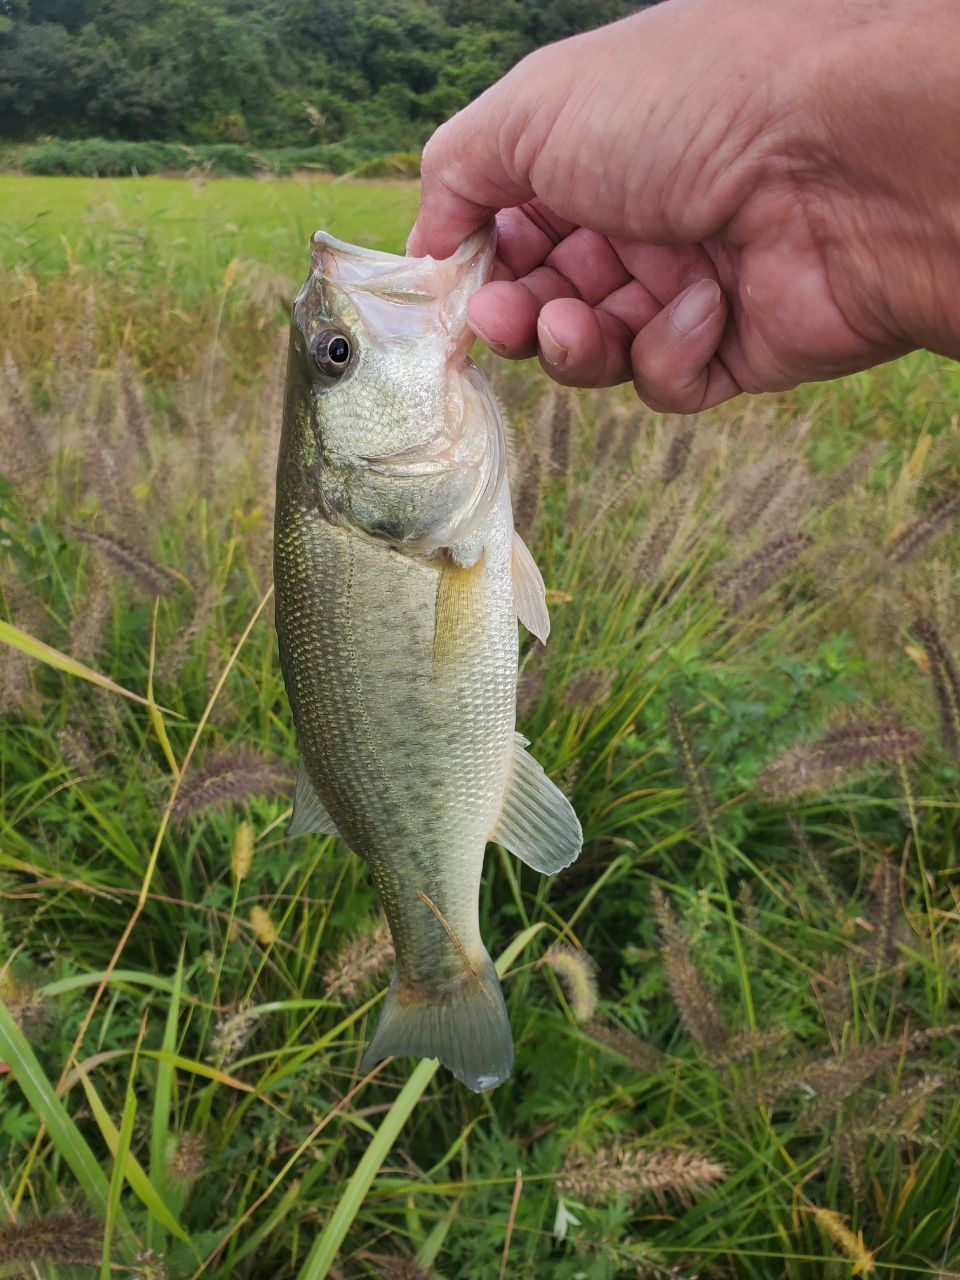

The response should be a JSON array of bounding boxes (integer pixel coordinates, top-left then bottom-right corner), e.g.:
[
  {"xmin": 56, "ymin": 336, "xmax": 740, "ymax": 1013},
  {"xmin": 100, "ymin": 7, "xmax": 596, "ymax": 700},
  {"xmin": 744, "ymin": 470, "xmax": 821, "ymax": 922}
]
[
  {"xmin": 511, "ymin": 532, "xmax": 550, "ymax": 643},
  {"xmin": 490, "ymin": 732, "xmax": 582, "ymax": 874},
  {"xmin": 288, "ymin": 760, "xmax": 340, "ymax": 836}
]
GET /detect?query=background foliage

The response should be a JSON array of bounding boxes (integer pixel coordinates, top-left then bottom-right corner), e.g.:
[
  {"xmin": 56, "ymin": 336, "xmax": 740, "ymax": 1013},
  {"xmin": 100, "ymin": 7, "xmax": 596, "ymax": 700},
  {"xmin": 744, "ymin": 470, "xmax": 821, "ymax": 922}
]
[
  {"xmin": 1, "ymin": 174, "xmax": 960, "ymax": 1279},
  {"xmin": 0, "ymin": 0, "xmax": 645, "ymax": 155}
]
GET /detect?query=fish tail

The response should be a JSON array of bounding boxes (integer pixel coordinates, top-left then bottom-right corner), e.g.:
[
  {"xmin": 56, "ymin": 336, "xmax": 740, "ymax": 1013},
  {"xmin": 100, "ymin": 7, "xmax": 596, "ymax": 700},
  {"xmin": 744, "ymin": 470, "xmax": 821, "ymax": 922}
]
[{"xmin": 360, "ymin": 952, "xmax": 513, "ymax": 1093}]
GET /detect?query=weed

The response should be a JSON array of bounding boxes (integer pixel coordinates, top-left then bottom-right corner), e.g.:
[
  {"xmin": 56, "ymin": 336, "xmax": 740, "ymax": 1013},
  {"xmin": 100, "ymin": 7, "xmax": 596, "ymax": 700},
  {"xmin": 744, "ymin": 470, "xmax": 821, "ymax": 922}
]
[{"xmin": 0, "ymin": 176, "xmax": 958, "ymax": 1280}]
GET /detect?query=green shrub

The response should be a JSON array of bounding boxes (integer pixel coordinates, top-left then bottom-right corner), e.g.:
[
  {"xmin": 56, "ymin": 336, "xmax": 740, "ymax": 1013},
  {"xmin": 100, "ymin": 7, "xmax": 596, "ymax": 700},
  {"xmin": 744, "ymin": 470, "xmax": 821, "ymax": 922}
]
[{"xmin": 10, "ymin": 137, "xmax": 421, "ymax": 179}]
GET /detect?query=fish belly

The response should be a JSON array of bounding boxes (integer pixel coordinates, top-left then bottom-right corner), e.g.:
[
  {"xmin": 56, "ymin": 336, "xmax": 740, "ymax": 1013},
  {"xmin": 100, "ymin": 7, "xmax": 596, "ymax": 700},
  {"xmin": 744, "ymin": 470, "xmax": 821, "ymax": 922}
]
[{"xmin": 274, "ymin": 488, "xmax": 516, "ymax": 998}]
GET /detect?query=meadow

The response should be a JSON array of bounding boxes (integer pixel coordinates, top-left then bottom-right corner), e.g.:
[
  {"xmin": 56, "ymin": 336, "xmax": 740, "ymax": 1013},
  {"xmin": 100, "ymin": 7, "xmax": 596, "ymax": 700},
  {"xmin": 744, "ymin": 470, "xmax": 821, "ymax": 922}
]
[{"xmin": 1, "ymin": 173, "xmax": 960, "ymax": 1280}]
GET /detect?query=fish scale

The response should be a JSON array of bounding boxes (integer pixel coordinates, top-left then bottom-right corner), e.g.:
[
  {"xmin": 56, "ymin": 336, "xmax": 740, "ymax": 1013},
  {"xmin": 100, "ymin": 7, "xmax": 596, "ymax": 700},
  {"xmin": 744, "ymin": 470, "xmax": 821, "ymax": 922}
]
[{"xmin": 274, "ymin": 225, "xmax": 582, "ymax": 1091}]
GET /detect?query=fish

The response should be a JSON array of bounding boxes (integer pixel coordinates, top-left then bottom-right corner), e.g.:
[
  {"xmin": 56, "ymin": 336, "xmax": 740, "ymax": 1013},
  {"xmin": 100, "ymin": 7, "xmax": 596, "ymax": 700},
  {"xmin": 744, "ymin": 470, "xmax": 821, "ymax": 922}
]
[{"xmin": 273, "ymin": 224, "xmax": 582, "ymax": 1092}]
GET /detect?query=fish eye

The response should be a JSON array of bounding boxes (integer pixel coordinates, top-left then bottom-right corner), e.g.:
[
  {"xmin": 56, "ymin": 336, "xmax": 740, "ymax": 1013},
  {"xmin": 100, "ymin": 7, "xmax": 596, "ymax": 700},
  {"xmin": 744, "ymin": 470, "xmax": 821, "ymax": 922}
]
[{"xmin": 311, "ymin": 328, "xmax": 353, "ymax": 378}]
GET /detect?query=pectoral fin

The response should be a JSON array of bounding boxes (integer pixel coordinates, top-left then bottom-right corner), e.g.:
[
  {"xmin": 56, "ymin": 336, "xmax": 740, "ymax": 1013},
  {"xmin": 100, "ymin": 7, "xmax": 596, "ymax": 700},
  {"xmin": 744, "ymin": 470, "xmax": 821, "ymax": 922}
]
[
  {"xmin": 288, "ymin": 760, "xmax": 340, "ymax": 836},
  {"xmin": 490, "ymin": 733, "xmax": 582, "ymax": 874},
  {"xmin": 511, "ymin": 532, "xmax": 550, "ymax": 643},
  {"xmin": 434, "ymin": 552, "xmax": 484, "ymax": 666}
]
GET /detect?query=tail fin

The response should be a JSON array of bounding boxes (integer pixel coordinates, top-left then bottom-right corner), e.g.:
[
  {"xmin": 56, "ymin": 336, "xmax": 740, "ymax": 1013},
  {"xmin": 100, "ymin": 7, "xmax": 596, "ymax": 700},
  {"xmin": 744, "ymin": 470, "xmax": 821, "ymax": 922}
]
[{"xmin": 360, "ymin": 952, "xmax": 513, "ymax": 1093}]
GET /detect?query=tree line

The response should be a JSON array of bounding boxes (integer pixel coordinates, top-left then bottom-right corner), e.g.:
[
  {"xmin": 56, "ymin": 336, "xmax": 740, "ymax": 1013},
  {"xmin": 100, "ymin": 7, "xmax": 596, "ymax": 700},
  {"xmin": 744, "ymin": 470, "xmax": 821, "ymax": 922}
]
[{"xmin": 0, "ymin": 0, "xmax": 646, "ymax": 149}]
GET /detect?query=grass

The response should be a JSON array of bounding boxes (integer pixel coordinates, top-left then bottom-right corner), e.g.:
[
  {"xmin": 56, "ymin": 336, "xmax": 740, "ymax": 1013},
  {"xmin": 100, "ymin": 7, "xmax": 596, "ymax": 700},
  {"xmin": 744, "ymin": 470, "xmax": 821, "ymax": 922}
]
[
  {"xmin": 0, "ymin": 174, "xmax": 420, "ymax": 382},
  {"xmin": 0, "ymin": 173, "xmax": 960, "ymax": 1279}
]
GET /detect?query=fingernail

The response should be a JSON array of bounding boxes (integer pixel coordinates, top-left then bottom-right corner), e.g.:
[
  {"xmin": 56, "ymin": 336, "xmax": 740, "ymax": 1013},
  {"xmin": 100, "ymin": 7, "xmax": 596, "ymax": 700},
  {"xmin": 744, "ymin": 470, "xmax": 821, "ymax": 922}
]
[
  {"xmin": 469, "ymin": 322, "xmax": 507, "ymax": 355},
  {"xmin": 669, "ymin": 279, "xmax": 722, "ymax": 334},
  {"xmin": 538, "ymin": 320, "xmax": 567, "ymax": 368}
]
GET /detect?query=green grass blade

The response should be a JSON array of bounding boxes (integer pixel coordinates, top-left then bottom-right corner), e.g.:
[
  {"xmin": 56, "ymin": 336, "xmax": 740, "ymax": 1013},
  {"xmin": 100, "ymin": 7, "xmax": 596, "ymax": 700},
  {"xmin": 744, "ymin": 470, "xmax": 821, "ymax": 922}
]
[
  {"xmin": 0, "ymin": 998, "xmax": 136, "ymax": 1255},
  {"xmin": 149, "ymin": 947, "xmax": 184, "ymax": 1253},
  {"xmin": 415, "ymin": 1198, "xmax": 460, "ymax": 1270},
  {"xmin": 75, "ymin": 1061, "xmax": 193, "ymax": 1247},
  {"xmin": 141, "ymin": 1050, "xmax": 254, "ymax": 1091},
  {"xmin": 495, "ymin": 922, "xmax": 549, "ymax": 975},
  {"xmin": 229, "ymin": 1177, "xmax": 303, "ymax": 1267},
  {"xmin": 38, "ymin": 970, "xmax": 186, "ymax": 999},
  {"xmin": 297, "ymin": 1056, "xmax": 440, "ymax": 1280},
  {"xmin": 0, "ymin": 617, "xmax": 179, "ymax": 713},
  {"xmin": 101, "ymin": 1031, "xmax": 141, "ymax": 1280},
  {"xmin": 295, "ymin": 930, "xmax": 546, "ymax": 1280}
]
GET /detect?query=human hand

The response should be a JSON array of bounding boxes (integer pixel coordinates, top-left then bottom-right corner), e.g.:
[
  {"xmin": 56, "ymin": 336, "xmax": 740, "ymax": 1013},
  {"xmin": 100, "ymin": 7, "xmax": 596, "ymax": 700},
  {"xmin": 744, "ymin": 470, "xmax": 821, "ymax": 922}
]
[{"xmin": 409, "ymin": 0, "xmax": 960, "ymax": 411}]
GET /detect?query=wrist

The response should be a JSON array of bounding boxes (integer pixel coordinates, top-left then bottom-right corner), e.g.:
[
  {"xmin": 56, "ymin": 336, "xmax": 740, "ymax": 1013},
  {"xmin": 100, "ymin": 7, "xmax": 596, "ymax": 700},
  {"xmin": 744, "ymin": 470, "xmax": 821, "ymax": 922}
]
[{"xmin": 799, "ymin": 0, "xmax": 960, "ymax": 358}]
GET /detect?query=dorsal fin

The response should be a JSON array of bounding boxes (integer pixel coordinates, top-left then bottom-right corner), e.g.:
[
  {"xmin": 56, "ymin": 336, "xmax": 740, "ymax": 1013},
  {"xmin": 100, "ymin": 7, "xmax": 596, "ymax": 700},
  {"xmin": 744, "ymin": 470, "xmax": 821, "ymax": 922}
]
[
  {"xmin": 511, "ymin": 532, "xmax": 550, "ymax": 643},
  {"xmin": 288, "ymin": 760, "xmax": 340, "ymax": 837},
  {"xmin": 490, "ymin": 733, "xmax": 581, "ymax": 874}
]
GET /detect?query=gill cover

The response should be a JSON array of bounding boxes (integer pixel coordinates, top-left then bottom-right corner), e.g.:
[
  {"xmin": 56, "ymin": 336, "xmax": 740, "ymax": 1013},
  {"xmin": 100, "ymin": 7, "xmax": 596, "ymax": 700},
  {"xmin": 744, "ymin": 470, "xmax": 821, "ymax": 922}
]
[{"xmin": 294, "ymin": 225, "xmax": 505, "ymax": 552}]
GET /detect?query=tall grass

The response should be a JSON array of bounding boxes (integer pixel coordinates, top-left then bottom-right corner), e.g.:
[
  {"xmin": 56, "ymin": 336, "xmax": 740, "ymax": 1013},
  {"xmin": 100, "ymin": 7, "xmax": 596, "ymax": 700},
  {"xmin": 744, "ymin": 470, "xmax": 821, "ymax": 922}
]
[{"xmin": 0, "ymin": 176, "xmax": 959, "ymax": 1278}]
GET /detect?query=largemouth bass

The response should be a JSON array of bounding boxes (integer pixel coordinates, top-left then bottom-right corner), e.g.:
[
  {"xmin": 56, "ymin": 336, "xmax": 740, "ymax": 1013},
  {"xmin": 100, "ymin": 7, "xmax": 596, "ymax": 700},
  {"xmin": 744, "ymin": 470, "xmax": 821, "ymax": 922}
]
[{"xmin": 274, "ymin": 225, "xmax": 582, "ymax": 1092}]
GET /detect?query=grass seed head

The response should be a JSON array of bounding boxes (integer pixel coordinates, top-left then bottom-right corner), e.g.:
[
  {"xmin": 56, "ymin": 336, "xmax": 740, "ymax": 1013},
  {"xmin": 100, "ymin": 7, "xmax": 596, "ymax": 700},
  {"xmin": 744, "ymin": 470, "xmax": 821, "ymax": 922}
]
[
  {"xmin": 668, "ymin": 704, "xmax": 715, "ymax": 840},
  {"xmin": 651, "ymin": 885, "xmax": 728, "ymax": 1051},
  {"xmin": 171, "ymin": 750, "xmax": 294, "ymax": 821},
  {"xmin": 661, "ymin": 420, "xmax": 696, "ymax": 485},
  {"xmin": 0, "ymin": 1210, "xmax": 103, "ymax": 1268},
  {"xmin": 854, "ymin": 1071, "xmax": 944, "ymax": 1139},
  {"xmin": 548, "ymin": 389, "xmax": 573, "ymax": 478},
  {"xmin": 809, "ymin": 1207, "xmax": 875, "ymax": 1275},
  {"xmin": 323, "ymin": 918, "xmax": 395, "ymax": 1002},
  {"xmin": 384, "ymin": 1259, "xmax": 428, "ymax": 1280},
  {"xmin": 74, "ymin": 528, "xmax": 176, "ymax": 597},
  {"xmin": 231, "ymin": 821, "xmax": 254, "ymax": 881},
  {"xmin": 708, "ymin": 1025, "xmax": 790, "ymax": 1068},
  {"xmin": 584, "ymin": 1018, "xmax": 664, "ymax": 1072},
  {"xmin": 0, "ymin": 633, "xmax": 34, "ymax": 716},
  {"xmin": 514, "ymin": 449, "xmax": 542, "ymax": 538},
  {"xmin": 116, "ymin": 349, "xmax": 152, "ymax": 465},
  {"xmin": 248, "ymin": 905, "xmax": 278, "ymax": 946},
  {"xmin": 168, "ymin": 1131, "xmax": 208, "ymax": 1185},
  {"xmin": 716, "ymin": 531, "xmax": 813, "ymax": 611},
  {"xmin": 563, "ymin": 668, "xmax": 612, "ymax": 711},
  {"xmin": 612, "ymin": 404, "xmax": 644, "ymax": 468},
  {"xmin": 559, "ymin": 1143, "xmax": 725, "ymax": 1209},
  {"xmin": 757, "ymin": 717, "xmax": 920, "ymax": 797},
  {"xmin": 885, "ymin": 490, "xmax": 960, "ymax": 565},
  {"xmin": 727, "ymin": 455, "xmax": 801, "ymax": 537},
  {"xmin": 912, "ymin": 614, "xmax": 960, "ymax": 754},
  {"xmin": 815, "ymin": 953, "xmax": 852, "ymax": 1052},
  {"xmin": 539, "ymin": 943, "xmax": 599, "ymax": 1023},
  {"xmin": 69, "ymin": 551, "xmax": 114, "ymax": 659},
  {"xmin": 56, "ymin": 724, "xmax": 96, "ymax": 774},
  {"xmin": 629, "ymin": 499, "xmax": 684, "ymax": 585},
  {"xmin": 780, "ymin": 1040, "xmax": 909, "ymax": 1127},
  {"xmin": 157, "ymin": 583, "xmax": 217, "ymax": 685},
  {"xmin": 0, "ymin": 350, "xmax": 45, "ymax": 496},
  {"xmin": 209, "ymin": 998, "xmax": 260, "ymax": 1065},
  {"xmin": 864, "ymin": 860, "xmax": 900, "ymax": 972},
  {"xmin": 133, "ymin": 1247, "xmax": 167, "ymax": 1279},
  {"xmin": 0, "ymin": 970, "xmax": 53, "ymax": 1041},
  {"xmin": 516, "ymin": 667, "xmax": 544, "ymax": 719}
]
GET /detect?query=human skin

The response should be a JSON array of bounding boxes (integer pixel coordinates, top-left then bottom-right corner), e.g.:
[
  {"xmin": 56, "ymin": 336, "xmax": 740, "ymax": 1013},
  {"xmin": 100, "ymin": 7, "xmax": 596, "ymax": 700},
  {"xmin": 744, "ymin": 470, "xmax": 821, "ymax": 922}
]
[{"xmin": 408, "ymin": 0, "xmax": 960, "ymax": 412}]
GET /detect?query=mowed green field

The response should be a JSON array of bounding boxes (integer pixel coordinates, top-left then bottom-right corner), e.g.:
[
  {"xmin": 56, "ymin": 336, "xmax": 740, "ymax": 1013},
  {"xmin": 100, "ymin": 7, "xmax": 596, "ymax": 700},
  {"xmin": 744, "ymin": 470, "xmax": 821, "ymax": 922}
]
[
  {"xmin": 1, "ymin": 174, "xmax": 960, "ymax": 1280},
  {"xmin": 0, "ymin": 175, "xmax": 420, "ymax": 378},
  {"xmin": 0, "ymin": 174, "xmax": 419, "ymax": 275}
]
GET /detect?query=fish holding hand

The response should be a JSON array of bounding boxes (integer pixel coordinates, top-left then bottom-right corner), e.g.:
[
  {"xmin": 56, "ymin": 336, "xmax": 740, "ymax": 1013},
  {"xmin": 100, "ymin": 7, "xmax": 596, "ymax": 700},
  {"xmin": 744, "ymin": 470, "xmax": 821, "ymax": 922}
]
[{"xmin": 274, "ymin": 225, "xmax": 582, "ymax": 1092}]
